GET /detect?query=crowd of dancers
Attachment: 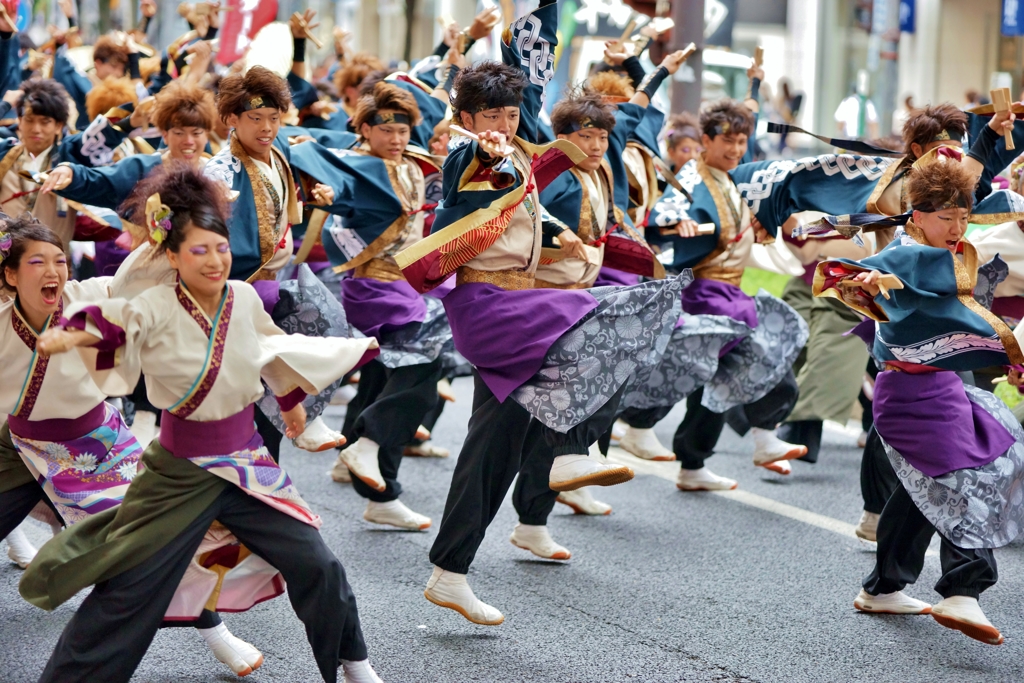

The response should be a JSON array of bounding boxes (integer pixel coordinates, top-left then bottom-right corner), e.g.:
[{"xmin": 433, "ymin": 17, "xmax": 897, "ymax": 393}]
[{"xmin": 2, "ymin": 1, "xmax": 1024, "ymax": 680}]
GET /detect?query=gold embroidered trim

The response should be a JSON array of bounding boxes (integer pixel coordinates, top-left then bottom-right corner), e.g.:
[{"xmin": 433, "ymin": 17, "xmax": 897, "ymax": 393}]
[
  {"xmin": 354, "ymin": 258, "xmax": 406, "ymax": 282},
  {"xmin": 0, "ymin": 144, "xmax": 24, "ymax": 191},
  {"xmin": 969, "ymin": 212, "xmax": 1024, "ymax": 225},
  {"xmin": 695, "ymin": 158, "xmax": 736, "ymax": 265},
  {"xmin": 569, "ymin": 167, "xmax": 594, "ymax": 243},
  {"xmin": 534, "ymin": 278, "xmax": 588, "ymax": 290},
  {"xmin": 456, "ymin": 266, "xmax": 535, "ymax": 290},
  {"xmin": 229, "ymin": 133, "xmax": 300, "ymax": 276},
  {"xmin": 693, "ymin": 265, "xmax": 744, "ymax": 287},
  {"xmin": 950, "ymin": 241, "xmax": 1024, "ymax": 364},
  {"xmin": 866, "ymin": 156, "xmax": 907, "ymax": 214},
  {"xmin": 333, "ymin": 152, "xmax": 422, "ymax": 274}
]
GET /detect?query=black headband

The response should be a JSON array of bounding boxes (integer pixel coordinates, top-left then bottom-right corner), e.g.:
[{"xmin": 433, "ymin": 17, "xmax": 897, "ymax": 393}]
[
  {"xmin": 932, "ymin": 128, "xmax": 963, "ymax": 143},
  {"xmin": 913, "ymin": 196, "xmax": 972, "ymax": 213},
  {"xmin": 370, "ymin": 112, "xmax": 412, "ymax": 126},
  {"xmin": 242, "ymin": 95, "xmax": 277, "ymax": 112},
  {"xmin": 555, "ymin": 116, "xmax": 607, "ymax": 135}
]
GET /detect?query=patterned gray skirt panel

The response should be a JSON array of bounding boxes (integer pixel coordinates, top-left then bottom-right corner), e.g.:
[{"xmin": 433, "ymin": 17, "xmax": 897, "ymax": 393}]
[
  {"xmin": 510, "ymin": 273, "xmax": 691, "ymax": 433},
  {"xmin": 375, "ymin": 294, "xmax": 454, "ymax": 369},
  {"xmin": 700, "ymin": 291, "xmax": 809, "ymax": 414},
  {"xmin": 882, "ymin": 385, "xmax": 1024, "ymax": 549},
  {"xmin": 620, "ymin": 314, "xmax": 753, "ymax": 411},
  {"xmin": 258, "ymin": 264, "xmax": 351, "ymax": 433}
]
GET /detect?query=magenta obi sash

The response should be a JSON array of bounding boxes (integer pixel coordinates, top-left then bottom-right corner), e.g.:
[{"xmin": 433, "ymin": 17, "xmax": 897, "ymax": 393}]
[
  {"xmin": 8, "ymin": 403, "xmax": 106, "ymax": 442},
  {"xmin": 159, "ymin": 404, "xmax": 257, "ymax": 458}
]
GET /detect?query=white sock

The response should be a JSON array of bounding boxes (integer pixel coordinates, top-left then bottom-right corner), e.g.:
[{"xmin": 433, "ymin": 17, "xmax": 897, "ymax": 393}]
[{"xmin": 342, "ymin": 658, "xmax": 383, "ymax": 683}]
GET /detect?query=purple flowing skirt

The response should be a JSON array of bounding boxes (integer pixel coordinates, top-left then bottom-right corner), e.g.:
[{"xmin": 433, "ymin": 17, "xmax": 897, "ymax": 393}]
[
  {"xmin": 443, "ymin": 282, "xmax": 599, "ymax": 402},
  {"xmin": 875, "ymin": 372, "xmax": 1024, "ymax": 548},
  {"xmin": 679, "ymin": 278, "xmax": 759, "ymax": 357},
  {"xmin": 342, "ymin": 277, "xmax": 427, "ymax": 339}
]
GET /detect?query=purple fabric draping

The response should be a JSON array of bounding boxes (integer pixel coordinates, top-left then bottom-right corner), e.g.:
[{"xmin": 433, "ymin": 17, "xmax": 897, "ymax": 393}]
[
  {"xmin": 443, "ymin": 282, "xmax": 598, "ymax": 402},
  {"xmin": 874, "ymin": 370, "xmax": 1015, "ymax": 477},
  {"xmin": 593, "ymin": 266, "xmax": 640, "ymax": 288},
  {"xmin": 93, "ymin": 240, "xmax": 130, "ymax": 277},
  {"xmin": 679, "ymin": 278, "xmax": 758, "ymax": 356},
  {"xmin": 341, "ymin": 277, "xmax": 427, "ymax": 339},
  {"xmin": 250, "ymin": 280, "xmax": 281, "ymax": 316}
]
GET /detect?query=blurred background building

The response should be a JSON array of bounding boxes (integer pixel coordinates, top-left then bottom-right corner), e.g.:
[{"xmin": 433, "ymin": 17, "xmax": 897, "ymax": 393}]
[{"xmin": 28, "ymin": 0, "xmax": 1024, "ymax": 149}]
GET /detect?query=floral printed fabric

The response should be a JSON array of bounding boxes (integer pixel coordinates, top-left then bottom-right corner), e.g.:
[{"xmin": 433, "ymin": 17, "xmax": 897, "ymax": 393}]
[
  {"xmin": 882, "ymin": 385, "xmax": 1024, "ymax": 549},
  {"xmin": 699, "ymin": 291, "xmax": 809, "ymax": 413},
  {"xmin": 620, "ymin": 314, "xmax": 753, "ymax": 411},
  {"xmin": 186, "ymin": 431, "xmax": 321, "ymax": 528},
  {"xmin": 258, "ymin": 264, "xmax": 351, "ymax": 433},
  {"xmin": 12, "ymin": 403, "xmax": 142, "ymax": 525},
  {"xmin": 511, "ymin": 274, "xmax": 690, "ymax": 433},
  {"xmin": 375, "ymin": 294, "xmax": 454, "ymax": 369}
]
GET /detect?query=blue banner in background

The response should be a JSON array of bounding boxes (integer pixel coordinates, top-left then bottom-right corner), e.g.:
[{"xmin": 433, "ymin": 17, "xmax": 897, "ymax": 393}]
[
  {"xmin": 15, "ymin": 0, "xmax": 30, "ymax": 33},
  {"xmin": 900, "ymin": 0, "xmax": 915, "ymax": 33},
  {"xmin": 1003, "ymin": 0, "xmax": 1024, "ymax": 36}
]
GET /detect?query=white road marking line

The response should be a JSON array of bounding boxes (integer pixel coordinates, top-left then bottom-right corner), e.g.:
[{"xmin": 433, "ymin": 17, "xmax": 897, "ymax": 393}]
[{"xmin": 605, "ymin": 447, "xmax": 938, "ymax": 556}]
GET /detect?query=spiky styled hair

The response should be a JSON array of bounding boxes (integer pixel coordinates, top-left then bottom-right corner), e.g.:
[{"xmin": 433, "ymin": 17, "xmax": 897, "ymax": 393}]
[
  {"xmin": 907, "ymin": 155, "xmax": 976, "ymax": 213},
  {"xmin": 153, "ymin": 80, "xmax": 216, "ymax": 131},
  {"xmin": 352, "ymin": 81, "xmax": 423, "ymax": 133},
  {"xmin": 451, "ymin": 61, "xmax": 528, "ymax": 118},
  {"xmin": 85, "ymin": 76, "xmax": 137, "ymax": 121},
  {"xmin": 551, "ymin": 89, "xmax": 617, "ymax": 134},
  {"xmin": 19, "ymin": 78, "xmax": 70, "ymax": 124},
  {"xmin": 901, "ymin": 103, "xmax": 968, "ymax": 158},
  {"xmin": 216, "ymin": 66, "xmax": 291, "ymax": 122},
  {"xmin": 586, "ymin": 71, "xmax": 634, "ymax": 99},
  {"xmin": 93, "ymin": 35, "xmax": 130, "ymax": 68},
  {"xmin": 699, "ymin": 99, "xmax": 755, "ymax": 140},
  {"xmin": 334, "ymin": 53, "xmax": 386, "ymax": 95}
]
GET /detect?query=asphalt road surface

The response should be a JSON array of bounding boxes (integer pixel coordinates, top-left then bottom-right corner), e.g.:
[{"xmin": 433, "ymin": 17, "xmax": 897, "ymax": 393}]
[{"xmin": 2, "ymin": 376, "xmax": 1023, "ymax": 682}]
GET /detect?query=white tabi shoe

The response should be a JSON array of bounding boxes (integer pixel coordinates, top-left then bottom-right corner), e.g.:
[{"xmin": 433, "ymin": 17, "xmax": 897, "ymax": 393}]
[
  {"xmin": 556, "ymin": 487, "xmax": 612, "ymax": 515},
  {"xmin": 403, "ymin": 441, "xmax": 450, "ymax": 458},
  {"xmin": 198, "ymin": 623, "xmax": 264, "ymax": 676},
  {"xmin": 129, "ymin": 410, "xmax": 158, "ymax": 448},
  {"xmin": 437, "ymin": 378, "xmax": 456, "ymax": 402},
  {"xmin": 676, "ymin": 467, "xmax": 738, "ymax": 491},
  {"xmin": 855, "ymin": 511, "xmax": 880, "ymax": 543},
  {"xmin": 548, "ymin": 454, "xmax": 634, "ymax": 492},
  {"xmin": 751, "ymin": 427, "xmax": 808, "ymax": 467},
  {"xmin": 610, "ymin": 419, "xmax": 627, "ymax": 442},
  {"xmin": 931, "ymin": 596, "xmax": 1004, "ymax": 645},
  {"xmin": 330, "ymin": 384, "xmax": 358, "ymax": 405},
  {"xmin": 853, "ymin": 589, "xmax": 932, "ymax": 614},
  {"xmin": 294, "ymin": 416, "xmax": 346, "ymax": 453},
  {"xmin": 424, "ymin": 566, "xmax": 504, "ymax": 625},
  {"xmin": 342, "ymin": 659, "xmax": 385, "ymax": 683},
  {"xmin": 5, "ymin": 526, "xmax": 36, "ymax": 568},
  {"xmin": 857, "ymin": 430, "xmax": 869, "ymax": 449},
  {"xmin": 759, "ymin": 459, "xmax": 792, "ymax": 475},
  {"xmin": 509, "ymin": 523, "xmax": 571, "ymax": 560},
  {"xmin": 363, "ymin": 500, "xmax": 431, "ymax": 530},
  {"xmin": 618, "ymin": 426, "xmax": 675, "ymax": 461},
  {"xmin": 340, "ymin": 438, "xmax": 386, "ymax": 492},
  {"xmin": 414, "ymin": 425, "xmax": 431, "ymax": 441},
  {"xmin": 328, "ymin": 453, "xmax": 353, "ymax": 483}
]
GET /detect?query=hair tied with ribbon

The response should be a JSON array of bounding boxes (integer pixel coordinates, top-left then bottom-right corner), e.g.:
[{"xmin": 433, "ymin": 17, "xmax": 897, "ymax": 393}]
[
  {"xmin": 145, "ymin": 193, "xmax": 173, "ymax": 245},
  {"xmin": 0, "ymin": 231, "xmax": 10, "ymax": 260}
]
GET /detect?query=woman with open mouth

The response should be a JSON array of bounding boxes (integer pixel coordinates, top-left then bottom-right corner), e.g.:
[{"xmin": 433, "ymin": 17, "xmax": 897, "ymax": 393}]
[
  {"xmin": 20, "ymin": 165, "xmax": 382, "ymax": 683},
  {"xmin": 0, "ymin": 211, "xmax": 291, "ymax": 678}
]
